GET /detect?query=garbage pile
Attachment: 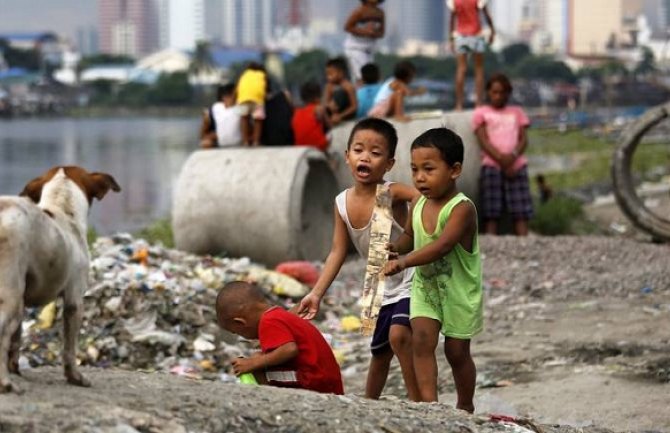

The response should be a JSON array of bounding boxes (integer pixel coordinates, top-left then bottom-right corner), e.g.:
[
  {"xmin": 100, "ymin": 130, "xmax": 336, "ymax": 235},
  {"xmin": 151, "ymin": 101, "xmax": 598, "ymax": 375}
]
[{"xmin": 19, "ymin": 234, "xmax": 371, "ymax": 384}]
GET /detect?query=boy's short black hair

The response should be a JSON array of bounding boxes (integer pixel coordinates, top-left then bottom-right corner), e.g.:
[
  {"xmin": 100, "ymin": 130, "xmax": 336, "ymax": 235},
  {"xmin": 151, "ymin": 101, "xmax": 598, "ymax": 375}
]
[
  {"xmin": 326, "ymin": 56, "xmax": 349, "ymax": 75},
  {"xmin": 410, "ymin": 127, "xmax": 463, "ymax": 166},
  {"xmin": 347, "ymin": 117, "xmax": 398, "ymax": 158},
  {"xmin": 217, "ymin": 83, "xmax": 235, "ymax": 100},
  {"xmin": 247, "ymin": 61, "xmax": 265, "ymax": 71},
  {"xmin": 300, "ymin": 81, "xmax": 321, "ymax": 104},
  {"xmin": 394, "ymin": 60, "xmax": 416, "ymax": 82},
  {"xmin": 361, "ymin": 63, "xmax": 380, "ymax": 85},
  {"xmin": 486, "ymin": 72, "xmax": 513, "ymax": 93}
]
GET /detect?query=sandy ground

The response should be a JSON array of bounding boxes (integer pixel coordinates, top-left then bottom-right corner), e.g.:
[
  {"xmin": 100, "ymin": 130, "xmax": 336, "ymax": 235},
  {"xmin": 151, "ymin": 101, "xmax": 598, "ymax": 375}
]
[{"xmin": 1, "ymin": 236, "xmax": 668, "ymax": 433}]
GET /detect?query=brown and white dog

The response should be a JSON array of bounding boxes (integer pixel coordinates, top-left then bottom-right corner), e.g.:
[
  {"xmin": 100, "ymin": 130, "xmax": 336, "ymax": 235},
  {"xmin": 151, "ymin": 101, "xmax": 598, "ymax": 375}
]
[{"xmin": 0, "ymin": 166, "xmax": 120, "ymax": 393}]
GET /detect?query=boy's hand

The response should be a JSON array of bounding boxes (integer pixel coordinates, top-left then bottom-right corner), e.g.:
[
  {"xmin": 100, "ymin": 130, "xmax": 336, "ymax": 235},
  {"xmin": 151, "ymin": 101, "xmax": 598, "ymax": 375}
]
[
  {"xmin": 297, "ymin": 292, "xmax": 321, "ymax": 320},
  {"xmin": 331, "ymin": 113, "xmax": 342, "ymax": 125},
  {"xmin": 232, "ymin": 355, "xmax": 263, "ymax": 375},
  {"xmin": 385, "ymin": 242, "xmax": 399, "ymax": 259},
  {"xmin": 384, "ymin": 258, "xmax": 405, "ymax": 276}
]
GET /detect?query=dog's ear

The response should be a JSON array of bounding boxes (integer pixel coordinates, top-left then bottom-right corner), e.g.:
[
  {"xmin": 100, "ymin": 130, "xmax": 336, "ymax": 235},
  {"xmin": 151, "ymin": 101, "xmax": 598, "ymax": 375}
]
[
  {"xmin": 20, "ymin": 176, "xmax": 46, "ymax": 203},
  {"xmin": 88, "ymin": 172, "xmax": 121, "ymax": 201}
]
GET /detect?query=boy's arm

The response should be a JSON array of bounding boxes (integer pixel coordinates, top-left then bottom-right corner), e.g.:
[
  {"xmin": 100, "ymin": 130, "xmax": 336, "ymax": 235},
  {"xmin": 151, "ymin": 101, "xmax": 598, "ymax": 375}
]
[
  {"xmin": 374, "ymin": 9, "xmax": 385, "ymax": 38},
  {"xmin": 344, "ymin": 8, "xmax": 365, "ymax": 35},
  {"xmin": 337, "ymin": 81, "xmax": 358, "ymax": 122},
  {"xmin": 505, "ymin": 126, "xmax": 529, "ymax": 177},
  {"xmin": 388, "ymin": 196, "xmax": 418, "ymax": 255},
  {"xmin": 232, "ymin": 342, "xmax": 299, "ymax": 375},
  {"xmin": 482, "ymin": 5, "xmax": 495, "ymax": 44},
  {"xmin": 315, "ymin": 105, "xmax": 332, "ymax": 130},
  {"xmin": 390, "ymin": 182, "xmax": 420, "ymax": 204},
  {"xmin": 448, "ymin": 12, "xmax": 457, "ymax": 53},
  {"xmin": 323, "ymin": 83, "xmax": 334, "ymax": 106},
  {"xmin": 296, "ymin": 205, "xmax": 349, "ymax": 319},
  {"xmin": 386, "ymin": 201, "xmax": 475, "ymax": 275}
]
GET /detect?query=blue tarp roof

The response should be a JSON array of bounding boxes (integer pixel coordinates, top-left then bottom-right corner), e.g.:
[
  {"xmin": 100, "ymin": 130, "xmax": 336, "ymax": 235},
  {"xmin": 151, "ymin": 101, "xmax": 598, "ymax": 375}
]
[
  {"xmin": 0, "ymin": 67, "xmax": 30, "ymax": 79},
  {"xmin": 0, "ymin": 32, "xmax": 57, "ymax": 42}
]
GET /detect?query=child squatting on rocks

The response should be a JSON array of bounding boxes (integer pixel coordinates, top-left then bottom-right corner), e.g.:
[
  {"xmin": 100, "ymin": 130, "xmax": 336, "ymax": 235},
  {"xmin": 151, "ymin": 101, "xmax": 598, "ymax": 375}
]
[
  {"xmin": 384, "ymin": 128, "xmax": 483, "ymax": 412},
  {"xmin": 216, "ymin": 281, "xmax": 344, "ymax": 395},
  {"xmin": 297, "ymin": 118, "xmax": 421, "ymax": 401}
]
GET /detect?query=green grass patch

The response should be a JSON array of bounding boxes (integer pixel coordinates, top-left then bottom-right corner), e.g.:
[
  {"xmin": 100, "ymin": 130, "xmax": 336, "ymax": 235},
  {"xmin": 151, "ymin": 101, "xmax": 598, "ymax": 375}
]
[
  {"xmin": 134, "ymin": 218, "xmax": 174, "ymax": 248},
  {"xmin": 528, "ymin": 129, "xmax": 669, "ymax": 191},
  {"xmin": 529, "ymin": 195, "xmax": 599, "ymax": 235}
]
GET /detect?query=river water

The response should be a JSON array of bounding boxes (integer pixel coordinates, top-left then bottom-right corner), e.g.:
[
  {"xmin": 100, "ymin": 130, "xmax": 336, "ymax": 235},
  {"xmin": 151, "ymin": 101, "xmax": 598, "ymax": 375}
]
[{"xmin": 0, "ymin": 116, "xmax": 199, "ymax": 234}]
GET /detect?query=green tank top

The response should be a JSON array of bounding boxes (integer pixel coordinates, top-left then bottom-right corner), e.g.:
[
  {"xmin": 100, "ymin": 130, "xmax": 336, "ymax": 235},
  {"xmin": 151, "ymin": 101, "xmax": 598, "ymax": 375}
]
[{"xmin": 411, "ymin": 192, "xmax": 483, "ymax": 338}]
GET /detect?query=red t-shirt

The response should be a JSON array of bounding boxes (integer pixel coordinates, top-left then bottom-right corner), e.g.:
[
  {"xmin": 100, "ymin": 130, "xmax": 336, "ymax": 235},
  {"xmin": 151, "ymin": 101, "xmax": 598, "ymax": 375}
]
[
  {"xmin": 450, "ymin": 0, "xmax": 483, "ymax": 36},
  {"xmin": 292, "ymin": 104, "xmax": 329, "ymax": 151},
  {"xmin": 259, "ymin": 307, "xmax": 344, "ymax": 395}
]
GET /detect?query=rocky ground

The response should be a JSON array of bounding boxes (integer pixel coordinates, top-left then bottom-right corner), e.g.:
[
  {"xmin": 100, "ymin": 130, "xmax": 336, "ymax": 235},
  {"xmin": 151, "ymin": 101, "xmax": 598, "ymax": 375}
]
[{"xmin": 1, "ymin": 235, "xmax": 668, "ymax": 433}]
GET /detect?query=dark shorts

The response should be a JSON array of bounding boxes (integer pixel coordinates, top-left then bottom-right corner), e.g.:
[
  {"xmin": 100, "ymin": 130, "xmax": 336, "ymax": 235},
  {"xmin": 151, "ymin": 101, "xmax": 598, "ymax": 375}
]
[
  {"xmin": 480, "ymin": 165, "xmax": 534, "ymax": 220},
  {"xmin": 370, "ymin": 297, "xmax": 411, "ymax": 355}
]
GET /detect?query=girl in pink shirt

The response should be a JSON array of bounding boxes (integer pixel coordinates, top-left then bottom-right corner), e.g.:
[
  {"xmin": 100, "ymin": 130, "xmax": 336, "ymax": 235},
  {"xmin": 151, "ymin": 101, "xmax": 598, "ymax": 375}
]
[{"xmin": 473, "ymin": 73, "xmax": 533, "ymax": 236}]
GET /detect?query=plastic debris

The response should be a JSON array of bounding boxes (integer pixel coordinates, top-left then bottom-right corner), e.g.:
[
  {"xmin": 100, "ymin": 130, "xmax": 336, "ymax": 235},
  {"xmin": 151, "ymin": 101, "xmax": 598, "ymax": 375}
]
[
  {"xmin": 340, "ymin": 316, "xmax": 362, "ymax": 333},
  {"xmin": 35, "ymin": 302, "xmax": 56, "ymax": 330},
  {"xmin": 275, "ymin": 261, "xmax": 320, "ymax": 287}
]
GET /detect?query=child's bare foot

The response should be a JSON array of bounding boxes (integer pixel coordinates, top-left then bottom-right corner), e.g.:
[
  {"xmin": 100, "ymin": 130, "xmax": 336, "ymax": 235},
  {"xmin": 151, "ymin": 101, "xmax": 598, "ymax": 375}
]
[{"xmin": 456, "ymin": 403, "xmax": 475, "ymax": 413}]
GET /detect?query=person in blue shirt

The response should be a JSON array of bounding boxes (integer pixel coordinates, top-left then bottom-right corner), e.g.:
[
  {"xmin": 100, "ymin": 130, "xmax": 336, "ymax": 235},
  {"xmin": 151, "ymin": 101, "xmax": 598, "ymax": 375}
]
[{"xmin": 356, "ymin": 63, "xmax": 382, "ymax": 118}]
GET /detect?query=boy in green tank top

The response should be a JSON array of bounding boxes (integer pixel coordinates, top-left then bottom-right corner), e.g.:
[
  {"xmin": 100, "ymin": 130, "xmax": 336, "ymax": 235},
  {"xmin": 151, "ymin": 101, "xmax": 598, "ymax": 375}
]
[{"xmin": 384, "ymin": 128, "xmax": 482, "ymax": 412}]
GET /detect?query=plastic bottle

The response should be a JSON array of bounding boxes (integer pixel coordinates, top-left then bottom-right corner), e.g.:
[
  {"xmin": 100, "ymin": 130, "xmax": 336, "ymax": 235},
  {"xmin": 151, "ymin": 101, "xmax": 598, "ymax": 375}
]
[{"xmin": 239, "ymin": 373, "xmax": 258, "ymax": 385}]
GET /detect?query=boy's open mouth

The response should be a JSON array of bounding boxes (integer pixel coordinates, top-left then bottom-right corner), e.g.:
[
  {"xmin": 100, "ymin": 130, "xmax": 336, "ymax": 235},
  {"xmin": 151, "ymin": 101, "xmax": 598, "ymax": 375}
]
[{"xmin": 356, "ymin": 164, "xmax": 371, "ymax": 175}]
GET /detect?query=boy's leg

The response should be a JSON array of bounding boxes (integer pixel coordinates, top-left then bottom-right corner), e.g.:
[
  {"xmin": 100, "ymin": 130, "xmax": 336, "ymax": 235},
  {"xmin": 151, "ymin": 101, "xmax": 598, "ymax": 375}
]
[
  {"xmin": 504, "ymin": 166, "xmax": 534, "ymax": 237},
  {"xmin": 240, "ymin": 114, "xmax": 250, "ymax": 145},
  {"xmin": 455, "ymin": 54, "xmax": 468, "ymax": 110},
  {"xmin": 473, "ymin": 53, "xmax": 485, "ymax": 107},
  {"xmin": 514, "ymin": 219, "xmax": 529, "ymax": 236},
  {"xmin": 389, "ymin": 323, "xmax": 420, "ymax": 401},
  {"xmin": 480, "ymin": 166, "xmax": 504, "ymax": 235},
  {"xmin": 365, "ymin": 349, "xmax": 393, "ymax": 399},
  {"xmin": 252, "ymin": 118, "xmax": 263, "ymax": 146},
  {"xmin": 443, "ymin": 337, "xmax": 476, "ymax": 413},
  {"xmin": 411, "ymin": 317, "xmax": 441, "ymax": 402}
]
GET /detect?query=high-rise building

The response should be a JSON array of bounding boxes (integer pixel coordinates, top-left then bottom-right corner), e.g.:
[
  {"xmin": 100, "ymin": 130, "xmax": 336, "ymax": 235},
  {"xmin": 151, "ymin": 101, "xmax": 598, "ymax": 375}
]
[
  {"xmin": 99, "ymin": 0, "xmax": 160, "ymax": 57},
  {"xmin": 396, "ymin": 0, "xmax": 445, "ymax": 43},
  {"xmin": 167, "ymin": 0, "xmax": 206, "ymax": 50},
  {"xmin": 215, "ymin": 0, "xmax": 274, "ymax": 47}
]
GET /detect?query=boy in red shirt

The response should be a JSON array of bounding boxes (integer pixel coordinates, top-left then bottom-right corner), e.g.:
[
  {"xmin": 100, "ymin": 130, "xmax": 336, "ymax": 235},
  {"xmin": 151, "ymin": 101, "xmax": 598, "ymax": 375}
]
[
  {"xmin": 292, "ymin": 81, "xmax": 331, "ymax": 152},
  {"xmin": 216, "ymin": 281, "xmax": 344, "ymax": 395},
  {"xmin": 447, "ymin": 0, "xmax": 495, "ymax": 110}
]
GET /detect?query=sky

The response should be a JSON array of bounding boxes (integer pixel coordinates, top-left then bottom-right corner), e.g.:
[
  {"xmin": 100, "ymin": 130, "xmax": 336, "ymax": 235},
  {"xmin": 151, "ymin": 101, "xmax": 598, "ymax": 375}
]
[{"xmin": 0, "ymin": 0, "xmax": 97, "ymax": 39}]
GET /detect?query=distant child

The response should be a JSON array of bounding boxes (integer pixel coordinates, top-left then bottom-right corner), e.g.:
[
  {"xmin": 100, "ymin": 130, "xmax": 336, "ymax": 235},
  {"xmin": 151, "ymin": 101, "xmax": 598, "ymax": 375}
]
[
  {"xmin": 473, "ymin": 73, "xmax": 532, "ymax": 235},
  {"xmin": 368, "ymin": 60, "xmax": 425, "ymax": 122},
  {"xmin": 384, "ymin": 127, "xmax": 482, "ymax": 411},
  {"xmin": 216, "ymin": 281, "xmax": 344, "ymax": 395},
  {"xmin": 236, "ymin": 62, "xmax": 268, "ymax": 146},
  {"xmin": 536, "ymin": 174, "xmax": 553, "ymax": 204},
  {"xmin": 344, "ymin": 0, "xmax": 385, "ymax": 84},
  {"xmin": 297, "ymin": 118, "xmax": 420, "ymax": 401},
  {"xmin": 324, "ymin": 57, "xmax": 358, "ymax": 125},
  {"xmin": 356, "ymin": 63, "xmax": 382, "ymax": 119},
  {"xmin": 292, "ymin": 81, "xmax": 330, "ymax": 152},
  {"xmin": 447, "ymin": 0, "xmax": 496, "ymax": 110},
  {"xmin": 199, "ymin": 83, "xmax": 241, "ymax": 148}
]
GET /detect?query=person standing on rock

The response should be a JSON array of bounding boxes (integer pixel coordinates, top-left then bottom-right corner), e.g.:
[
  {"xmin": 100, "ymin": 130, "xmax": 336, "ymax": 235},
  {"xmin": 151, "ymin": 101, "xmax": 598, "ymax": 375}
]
[
  {"xmin": 216, "ymin": 281, "xmax": 344, "ymax": 395},
  {"xmin": 297, "ymin": 118, "xmax": 421, "ymax": 402},
  {"xmin": 344, "ymin": 0, "xmax": 385, "ymax": 85},
  {"xmin": 447, "ymin": 0, "xmax": 495, "ymax": 110},
  {"xmin": 384, "ymin": 127, "xmax": 483, "ymax": 412}
]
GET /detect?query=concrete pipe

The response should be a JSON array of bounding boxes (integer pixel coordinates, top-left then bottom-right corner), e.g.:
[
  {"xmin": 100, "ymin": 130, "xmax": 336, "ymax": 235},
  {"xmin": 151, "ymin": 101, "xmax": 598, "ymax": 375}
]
[
  {"xmin": 329, "ymin": 111, "xmax": 481, "ymax": 203},
  {"xmin": 172, "ymin": 147, "xmax": 339, "ymax": 265},
  {"xmin": 612, "ymin": 101, "xmax": 670, "ymax": 241}
]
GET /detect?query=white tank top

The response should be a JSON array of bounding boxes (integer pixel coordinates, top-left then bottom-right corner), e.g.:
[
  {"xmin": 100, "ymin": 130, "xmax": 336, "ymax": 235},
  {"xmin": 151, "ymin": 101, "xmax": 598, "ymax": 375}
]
[{"xmin": 335, "ymin": 182, "xmax": 412, "ymax": 305}]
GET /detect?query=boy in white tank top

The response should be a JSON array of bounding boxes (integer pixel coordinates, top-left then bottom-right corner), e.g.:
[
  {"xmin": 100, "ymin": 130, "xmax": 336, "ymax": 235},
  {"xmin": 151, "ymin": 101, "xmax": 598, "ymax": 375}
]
[{"xmin": 297, "ymin": 118, "xmax": 420, "ymax": 401}]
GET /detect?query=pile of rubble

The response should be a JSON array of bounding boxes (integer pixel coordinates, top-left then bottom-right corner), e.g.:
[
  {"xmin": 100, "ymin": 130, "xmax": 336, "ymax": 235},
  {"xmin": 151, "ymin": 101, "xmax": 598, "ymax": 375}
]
[{"xmin": 19, "ymin": 234, "xmax": 370, "ymax": 384}]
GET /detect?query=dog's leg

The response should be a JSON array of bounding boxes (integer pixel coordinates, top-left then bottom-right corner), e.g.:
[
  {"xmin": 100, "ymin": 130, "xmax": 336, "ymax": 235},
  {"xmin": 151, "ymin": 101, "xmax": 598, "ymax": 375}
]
[
  {"xmin": 62, "ymin": 278, "xmax": 90, "ymax": 387},
  {"xmin": 8, "ymin": 318, "xmax": 22, "ymax": 375},
  {"xmin": 0, "ymin": 298, "xmax": 23, "ymax": 393}
]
